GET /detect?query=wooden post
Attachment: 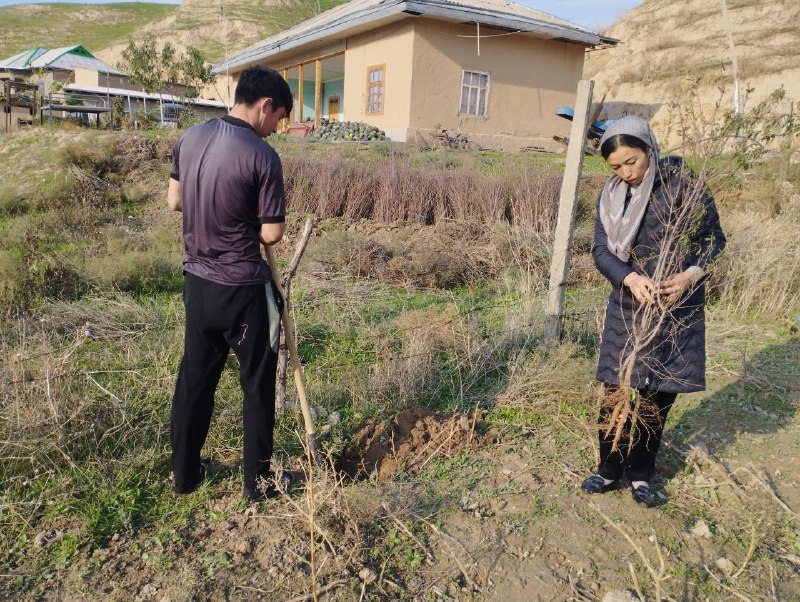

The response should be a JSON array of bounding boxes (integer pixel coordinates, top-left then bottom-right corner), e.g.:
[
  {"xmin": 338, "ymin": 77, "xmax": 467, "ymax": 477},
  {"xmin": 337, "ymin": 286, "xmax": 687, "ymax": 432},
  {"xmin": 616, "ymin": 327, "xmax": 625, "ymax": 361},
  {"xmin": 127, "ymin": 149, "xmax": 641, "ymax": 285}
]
[
  {"xmin": 544, "ymin": 79, "xmax": 594, "ymax": 342},
  {"xmin": 720, "ymin": 0, "xmax": 741, "ymax": 114},
  {"xmin": 297, "ymin": 63, "xmax": 304, "ymax": 123},
  {"xmin": 314, "ymin": 59, "xmax": 322, "ymax": 127},
  {"xmin": 282, "ymin": 68, "xmax": 292, "ymax": 126}
]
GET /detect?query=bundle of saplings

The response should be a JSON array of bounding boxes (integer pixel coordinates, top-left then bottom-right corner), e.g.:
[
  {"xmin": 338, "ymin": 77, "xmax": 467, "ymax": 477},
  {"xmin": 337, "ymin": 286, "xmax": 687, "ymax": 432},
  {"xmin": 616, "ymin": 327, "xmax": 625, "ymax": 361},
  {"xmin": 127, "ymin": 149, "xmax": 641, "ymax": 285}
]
[{"xmin": 310, "ymin": 118, "xmax": 386, "ymax": 142}]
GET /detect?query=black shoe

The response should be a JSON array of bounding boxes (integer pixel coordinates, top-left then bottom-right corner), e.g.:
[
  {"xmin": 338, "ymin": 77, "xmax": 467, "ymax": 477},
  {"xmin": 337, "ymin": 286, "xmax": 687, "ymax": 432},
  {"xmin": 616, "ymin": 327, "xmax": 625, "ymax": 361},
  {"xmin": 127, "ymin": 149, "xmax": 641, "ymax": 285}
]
[
  {"xmin": 631, "ymin": 484, "xmax": 656, "ymax": 507},
  {"xmin": 243, "ymin": 471, "xmax": 297, "ymax": 503},
  {"xmin": 580, "ymin": 474, "xmax": 617, "ymax": 494},
  {"xmin": 172, "ymin": 460, "xmax": 207, "ymax": 495}
]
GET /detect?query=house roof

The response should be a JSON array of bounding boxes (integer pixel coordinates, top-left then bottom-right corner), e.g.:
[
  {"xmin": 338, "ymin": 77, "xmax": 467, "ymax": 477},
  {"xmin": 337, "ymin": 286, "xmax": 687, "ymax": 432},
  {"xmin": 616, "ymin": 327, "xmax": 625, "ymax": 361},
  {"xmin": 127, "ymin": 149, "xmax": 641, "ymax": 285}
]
[
  {"xmin": 213, "ymin": 0, "xmax": 618, "ymax": 74},
  {"xmin": 0, "ymin": 47, "xmax": 49, "ymax": 70},
  {"xmin": 0, "ymin": 45, "xmax": 123, "ymax": 75}
]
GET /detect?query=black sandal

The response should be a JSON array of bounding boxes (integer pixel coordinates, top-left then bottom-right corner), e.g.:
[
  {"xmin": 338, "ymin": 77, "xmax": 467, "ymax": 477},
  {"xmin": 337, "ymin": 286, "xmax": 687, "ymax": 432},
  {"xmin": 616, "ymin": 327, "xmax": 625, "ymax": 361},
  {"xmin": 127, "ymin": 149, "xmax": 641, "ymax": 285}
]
[
  {"xmin": 581, "ymin": 474, "xmax": 617, "ymax": 494},
  {"xmin": 631, "ymin": 483, "xmax": 656, "ymax": 507}
]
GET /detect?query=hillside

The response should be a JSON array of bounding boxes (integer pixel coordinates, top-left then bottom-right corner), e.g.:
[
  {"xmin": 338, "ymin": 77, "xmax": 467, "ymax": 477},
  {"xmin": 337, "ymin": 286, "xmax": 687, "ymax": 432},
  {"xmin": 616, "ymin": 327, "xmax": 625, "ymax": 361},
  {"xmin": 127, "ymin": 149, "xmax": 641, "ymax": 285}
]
[
  {"xmin": 0, "ymin": 3, "xmax": 177, "ymax": 60},
  {"xmin": 584, "ymin": 0, "xmax": 800, "ymax": 138},
  {"xmin": 93, "ymin": 0, "xmax": 349, "ymax": 71},
  {"xmin": 1, "ymin": 0, "xmax": 349, "ymax": 101}
]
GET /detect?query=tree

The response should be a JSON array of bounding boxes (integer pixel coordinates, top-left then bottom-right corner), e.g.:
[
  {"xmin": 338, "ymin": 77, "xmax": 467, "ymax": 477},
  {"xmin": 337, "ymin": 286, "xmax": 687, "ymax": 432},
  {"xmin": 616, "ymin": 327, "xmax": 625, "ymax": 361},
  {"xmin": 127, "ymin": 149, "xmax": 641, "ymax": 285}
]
[
  {"xmin": 118, "ymin": 36, "xmax": 215, "ymax": 125},
  {"xmin": 180, "ymin": 47, "xmax": 215, "ymax": 102},
  {"xmin": 119, "ymin": 35, "xmax": 164, "ymax": 96}
]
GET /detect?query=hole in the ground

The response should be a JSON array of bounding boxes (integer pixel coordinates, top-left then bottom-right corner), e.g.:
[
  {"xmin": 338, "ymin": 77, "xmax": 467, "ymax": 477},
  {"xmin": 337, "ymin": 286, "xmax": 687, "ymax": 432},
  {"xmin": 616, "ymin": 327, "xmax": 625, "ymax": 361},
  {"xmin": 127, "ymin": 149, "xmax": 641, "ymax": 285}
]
[{"xmin": 334, "ymin": 408, "xmax": 483, "ymax": 480}]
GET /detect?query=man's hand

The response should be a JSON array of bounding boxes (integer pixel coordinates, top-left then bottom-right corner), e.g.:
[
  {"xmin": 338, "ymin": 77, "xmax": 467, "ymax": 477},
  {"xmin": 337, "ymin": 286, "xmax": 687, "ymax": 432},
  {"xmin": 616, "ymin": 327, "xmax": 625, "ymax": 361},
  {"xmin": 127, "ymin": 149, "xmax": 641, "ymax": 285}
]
[
  {"xmin": 659, "ymin": 270, "xmax": 696, "ymax": 306},
  {"xmin": 623, "ymin": 272, "xmax": 656, "ymax": 304}
]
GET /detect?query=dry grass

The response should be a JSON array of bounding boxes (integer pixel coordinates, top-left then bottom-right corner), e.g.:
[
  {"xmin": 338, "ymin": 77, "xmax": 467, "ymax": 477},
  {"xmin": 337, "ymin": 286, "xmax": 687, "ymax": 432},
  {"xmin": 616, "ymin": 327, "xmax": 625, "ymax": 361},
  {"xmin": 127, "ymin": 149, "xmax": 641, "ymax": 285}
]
[
  {"xmin": 0, "ymin": 295, "xmax": 169, "ymax": 501},
  {"xmin": 716, "ymin": 207, "xmax": 800, "ymax": 314},
  {"xmin": 496, "ymin": 341, "xmax": 595, "ymax": 410}
]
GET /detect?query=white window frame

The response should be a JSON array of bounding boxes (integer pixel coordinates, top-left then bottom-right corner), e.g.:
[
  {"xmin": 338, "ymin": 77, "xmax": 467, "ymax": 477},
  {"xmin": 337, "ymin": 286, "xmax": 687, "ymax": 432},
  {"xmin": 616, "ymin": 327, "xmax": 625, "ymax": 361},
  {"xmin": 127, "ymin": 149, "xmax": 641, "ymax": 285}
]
[{"xmin": 459, "ymin": 69, "xmax": 490, "ymax": 117}]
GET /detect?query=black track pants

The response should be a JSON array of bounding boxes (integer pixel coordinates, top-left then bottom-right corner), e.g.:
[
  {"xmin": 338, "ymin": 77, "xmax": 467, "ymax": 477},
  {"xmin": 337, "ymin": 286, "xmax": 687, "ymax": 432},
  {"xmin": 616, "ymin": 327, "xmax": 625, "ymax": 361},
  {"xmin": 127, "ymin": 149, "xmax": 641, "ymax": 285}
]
[
  {"xmin": 597, "ymin": 389, "xmax": 677, "ymax": 482},
  {"xmin": 171, "ymin": 272, "xmax": 282, "ymax": 490}
]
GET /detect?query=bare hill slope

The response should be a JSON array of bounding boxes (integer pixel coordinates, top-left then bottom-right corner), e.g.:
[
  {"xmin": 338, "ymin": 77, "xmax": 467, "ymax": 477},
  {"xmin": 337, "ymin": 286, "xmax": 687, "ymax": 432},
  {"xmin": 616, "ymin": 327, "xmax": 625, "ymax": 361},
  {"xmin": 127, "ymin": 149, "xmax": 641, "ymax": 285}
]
[{"xmin": 584, "ymin": 0, "xmax": 800, "ymax": 135}]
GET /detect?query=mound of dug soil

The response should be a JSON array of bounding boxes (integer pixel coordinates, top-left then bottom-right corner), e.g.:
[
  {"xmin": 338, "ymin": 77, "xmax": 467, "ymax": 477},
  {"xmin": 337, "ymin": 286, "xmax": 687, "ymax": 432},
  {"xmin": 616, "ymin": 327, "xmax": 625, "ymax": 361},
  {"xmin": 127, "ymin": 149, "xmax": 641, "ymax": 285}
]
[{"xmin": 337, "ymin": 408, "xmax": 482, "ymax": 480}]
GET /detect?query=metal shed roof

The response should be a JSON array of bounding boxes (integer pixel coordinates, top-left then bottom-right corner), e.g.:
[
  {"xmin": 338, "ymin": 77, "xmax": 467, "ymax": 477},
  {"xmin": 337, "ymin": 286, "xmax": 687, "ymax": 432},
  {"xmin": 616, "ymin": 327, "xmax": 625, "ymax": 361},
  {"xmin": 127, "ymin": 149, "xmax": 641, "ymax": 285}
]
[
  {"xmin": 0, "ymin": 45, "xmax": 123, "ymax": 75},
  {"xmin": 214, "ymin": 0, "xmax": 617, "ymax": 74}
]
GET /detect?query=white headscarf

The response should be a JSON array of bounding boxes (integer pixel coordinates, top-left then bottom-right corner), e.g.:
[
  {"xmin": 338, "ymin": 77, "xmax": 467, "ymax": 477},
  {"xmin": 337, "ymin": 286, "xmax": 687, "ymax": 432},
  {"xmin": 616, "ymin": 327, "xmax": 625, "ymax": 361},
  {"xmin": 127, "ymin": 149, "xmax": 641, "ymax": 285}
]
[{"xmin": 598, "ymin": 116, "xmax": 660, "ymax": 262}]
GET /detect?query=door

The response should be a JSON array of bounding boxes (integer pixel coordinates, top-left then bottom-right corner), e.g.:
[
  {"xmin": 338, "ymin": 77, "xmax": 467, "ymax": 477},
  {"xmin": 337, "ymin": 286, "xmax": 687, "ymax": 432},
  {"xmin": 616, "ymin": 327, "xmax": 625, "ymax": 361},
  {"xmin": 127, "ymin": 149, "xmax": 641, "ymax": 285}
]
[{"xmin": 327, "ymin": 95, "xmax": 340, "ymax": 121}]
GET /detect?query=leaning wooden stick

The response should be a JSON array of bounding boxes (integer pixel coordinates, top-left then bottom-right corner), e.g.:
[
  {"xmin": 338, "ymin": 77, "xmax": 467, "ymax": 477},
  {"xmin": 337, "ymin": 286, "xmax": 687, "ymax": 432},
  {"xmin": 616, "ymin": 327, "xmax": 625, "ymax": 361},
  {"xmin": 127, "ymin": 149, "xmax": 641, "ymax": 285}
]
[
  {"xmin": 276, "ymin": 219, "xmax": 315, "ymax": 415},
  {"xmin": 265, "ymin": 243, "xmax": 320, "ymax": 464}
]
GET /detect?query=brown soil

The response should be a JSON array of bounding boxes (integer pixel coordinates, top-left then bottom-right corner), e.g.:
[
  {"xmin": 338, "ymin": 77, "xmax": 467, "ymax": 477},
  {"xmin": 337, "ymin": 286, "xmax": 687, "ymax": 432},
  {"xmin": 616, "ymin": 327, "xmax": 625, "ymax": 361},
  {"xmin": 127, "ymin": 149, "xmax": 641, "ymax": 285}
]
[{"xmin": 337, "ymin": 408, "xmax": 483, "ymax": 480}]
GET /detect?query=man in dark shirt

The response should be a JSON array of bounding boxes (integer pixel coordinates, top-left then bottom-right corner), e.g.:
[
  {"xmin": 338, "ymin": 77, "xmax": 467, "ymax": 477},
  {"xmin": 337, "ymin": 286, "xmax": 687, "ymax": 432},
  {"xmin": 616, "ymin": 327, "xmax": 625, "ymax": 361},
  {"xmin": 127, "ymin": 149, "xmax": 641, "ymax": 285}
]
[{"xmin": 167, "ymin": 66, "xmax": 292, "ymax": 501}]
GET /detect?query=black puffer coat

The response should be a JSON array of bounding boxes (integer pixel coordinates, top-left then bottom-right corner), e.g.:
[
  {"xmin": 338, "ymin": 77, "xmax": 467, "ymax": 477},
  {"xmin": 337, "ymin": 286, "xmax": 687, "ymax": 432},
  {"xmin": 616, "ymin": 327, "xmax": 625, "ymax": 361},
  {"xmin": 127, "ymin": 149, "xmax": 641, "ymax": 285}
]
[{"xmin": 593, "ymin": 157, "xmax": 726, "ymax": 393}]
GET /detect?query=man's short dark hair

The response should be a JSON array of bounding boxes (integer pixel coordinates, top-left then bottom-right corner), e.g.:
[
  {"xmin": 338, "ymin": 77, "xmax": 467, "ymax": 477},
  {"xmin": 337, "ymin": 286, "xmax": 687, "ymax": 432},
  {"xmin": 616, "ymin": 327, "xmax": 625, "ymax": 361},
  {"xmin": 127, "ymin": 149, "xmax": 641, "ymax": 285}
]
[{"xmin": 235, "ymin": 66, "xmax": 293, "ymax": 115}]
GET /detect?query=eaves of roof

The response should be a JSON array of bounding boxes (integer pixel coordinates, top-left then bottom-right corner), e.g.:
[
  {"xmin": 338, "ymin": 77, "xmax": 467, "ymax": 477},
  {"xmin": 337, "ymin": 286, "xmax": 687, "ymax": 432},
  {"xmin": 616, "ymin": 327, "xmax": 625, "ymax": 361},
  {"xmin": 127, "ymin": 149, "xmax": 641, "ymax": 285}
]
[
  {"xmin": 213, "ymin": 0, "xmax": 618, "ymax": 74},
  {"xmin": 64, "ymin": 83, "xmax": 229, "ymax": 108}
]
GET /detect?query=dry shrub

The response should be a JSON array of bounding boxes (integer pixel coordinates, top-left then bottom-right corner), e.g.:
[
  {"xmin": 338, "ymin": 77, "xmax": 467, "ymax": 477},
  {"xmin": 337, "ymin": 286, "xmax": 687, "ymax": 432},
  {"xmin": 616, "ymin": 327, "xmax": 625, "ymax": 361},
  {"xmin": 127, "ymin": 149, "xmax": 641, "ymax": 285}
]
[
  {"xmin": 83, "ymin": 225, "xmax": 183, "ymax": 294},
  {"xmin": 281, "ymin": 153, "xmax": 562, "ymax": 229},
  {"xmin": 716, "ymin": 206, "xmax": 800, "ymax": 314},
  {"xmin": 84, "ymin": 250, "xmax": 181, "ymax": 294},
  {"xmin": 38, "ymin": 295, "xmax": 160, "ymax": 341},
  {"xmin": 61, "ymin": 140, "xmax": 118, "ymax": 176},
  {"xmin": 497, "ymin": 341, "xmax": 595, "ymax": 410},
  {"xmin": 386, "ymin": 221, "xmax": 496, "ymax": 288},
  {"xmin": 308, "ymin": 220, "xmax": 498, "ymax": 288},
  {"xmin": 305, "ymin": 230, "xmax": 391, "ymax": 280},
  {"xmin": 365, "ymin": 342, "xmax": 437, "ymax": 410}
]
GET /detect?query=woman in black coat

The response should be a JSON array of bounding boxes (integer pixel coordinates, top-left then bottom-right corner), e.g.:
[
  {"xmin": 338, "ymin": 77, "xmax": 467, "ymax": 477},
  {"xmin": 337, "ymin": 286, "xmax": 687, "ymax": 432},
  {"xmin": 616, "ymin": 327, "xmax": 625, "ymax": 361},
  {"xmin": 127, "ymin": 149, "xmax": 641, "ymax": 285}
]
[{"xmin": 581, "ymin": 116, "xmax": 726, "ymax": 507}]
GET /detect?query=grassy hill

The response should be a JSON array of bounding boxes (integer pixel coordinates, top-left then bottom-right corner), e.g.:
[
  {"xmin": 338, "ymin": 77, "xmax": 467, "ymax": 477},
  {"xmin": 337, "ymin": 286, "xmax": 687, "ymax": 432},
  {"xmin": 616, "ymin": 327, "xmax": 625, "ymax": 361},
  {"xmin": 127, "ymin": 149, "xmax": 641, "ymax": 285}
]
[
  {"xmin": 1, "ymin": 0, "xmax": 349, "ymax": 72},
  {"xmin": 0, "ymin": 3, "xmax": 177, "ymax": 60}
]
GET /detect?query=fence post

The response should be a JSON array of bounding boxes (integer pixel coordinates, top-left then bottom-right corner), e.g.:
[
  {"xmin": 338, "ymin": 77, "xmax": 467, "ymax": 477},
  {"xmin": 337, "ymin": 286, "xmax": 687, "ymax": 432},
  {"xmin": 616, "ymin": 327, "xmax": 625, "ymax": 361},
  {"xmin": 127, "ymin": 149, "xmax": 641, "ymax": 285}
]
[{"xmin": 544, "ymin": 79, "xmax": 594, "ymax": 342}]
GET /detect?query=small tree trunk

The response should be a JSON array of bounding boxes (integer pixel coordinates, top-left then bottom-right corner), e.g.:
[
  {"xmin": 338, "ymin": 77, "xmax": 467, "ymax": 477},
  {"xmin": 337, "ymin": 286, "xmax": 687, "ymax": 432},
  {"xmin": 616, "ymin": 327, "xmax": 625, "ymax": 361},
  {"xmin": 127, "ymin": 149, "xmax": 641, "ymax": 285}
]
[{"xmin": 275, "ymin": 218, "xmax": 314, "ymax": 418}]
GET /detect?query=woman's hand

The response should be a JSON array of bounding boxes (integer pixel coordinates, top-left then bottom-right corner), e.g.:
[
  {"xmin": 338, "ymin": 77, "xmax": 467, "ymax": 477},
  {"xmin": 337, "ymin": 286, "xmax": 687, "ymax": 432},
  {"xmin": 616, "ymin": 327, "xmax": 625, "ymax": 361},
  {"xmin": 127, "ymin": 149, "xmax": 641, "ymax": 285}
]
[
  {"xmin": 659, "ymin": 270, "xmax": 695, "ymax": 306},
  {"xmin": 623, "ymin": 272, "xmax": 656, "ymax": 304}
]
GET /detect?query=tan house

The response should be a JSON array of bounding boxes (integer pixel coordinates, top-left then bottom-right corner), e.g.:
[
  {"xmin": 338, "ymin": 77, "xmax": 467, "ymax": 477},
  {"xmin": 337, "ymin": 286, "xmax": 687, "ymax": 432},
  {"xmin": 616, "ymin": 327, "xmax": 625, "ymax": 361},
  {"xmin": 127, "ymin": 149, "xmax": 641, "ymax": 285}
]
[{"xmin": 213, "ymin": 0, "xmax": 616, "ymax": 150}]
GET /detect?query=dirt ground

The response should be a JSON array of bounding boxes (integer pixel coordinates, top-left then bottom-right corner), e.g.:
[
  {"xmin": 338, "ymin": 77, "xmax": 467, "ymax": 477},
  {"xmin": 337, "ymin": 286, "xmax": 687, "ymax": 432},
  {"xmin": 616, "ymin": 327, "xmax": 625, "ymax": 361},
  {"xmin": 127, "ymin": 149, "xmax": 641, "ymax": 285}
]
[{"xmin": 26, "ymin": 319, "xmax": 799, "ymax": 601}]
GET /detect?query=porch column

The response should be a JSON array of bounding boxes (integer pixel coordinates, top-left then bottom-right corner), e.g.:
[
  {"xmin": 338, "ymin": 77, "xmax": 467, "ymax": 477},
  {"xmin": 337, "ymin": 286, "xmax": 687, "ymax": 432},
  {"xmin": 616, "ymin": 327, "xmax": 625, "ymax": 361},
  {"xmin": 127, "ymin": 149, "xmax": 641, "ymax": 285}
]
[
  {"xmin": 297, "ymin": 63, "xmax": 304, "ymax": 123},
  {"xmin": 282, "ymin": 68, "xmax": 292, "ymax": 123},
  {"xmin": 314, "ymin": 59, "xmax": 322, "ymax": 127}
]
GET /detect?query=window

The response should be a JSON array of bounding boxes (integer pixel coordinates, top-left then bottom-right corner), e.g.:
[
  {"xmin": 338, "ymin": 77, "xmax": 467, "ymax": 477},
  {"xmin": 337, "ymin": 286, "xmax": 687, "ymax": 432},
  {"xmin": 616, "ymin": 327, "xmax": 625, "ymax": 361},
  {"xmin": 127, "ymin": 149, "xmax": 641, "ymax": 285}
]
[
  {"xmin": 459, "ymin": 70, "xmax": 489, "ymax": 117},
  {"xmin": 366, "ymin": 65, "xmax": 385, "ymax": 115}
]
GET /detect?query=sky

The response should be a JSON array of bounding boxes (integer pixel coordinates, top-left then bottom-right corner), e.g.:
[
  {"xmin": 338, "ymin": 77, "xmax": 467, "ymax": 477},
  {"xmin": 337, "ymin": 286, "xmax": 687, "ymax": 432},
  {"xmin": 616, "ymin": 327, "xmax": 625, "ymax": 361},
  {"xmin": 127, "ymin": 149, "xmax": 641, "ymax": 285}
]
[{"xmin": 0, "ymin": 0, "xmax": 644, "ymax": 29}]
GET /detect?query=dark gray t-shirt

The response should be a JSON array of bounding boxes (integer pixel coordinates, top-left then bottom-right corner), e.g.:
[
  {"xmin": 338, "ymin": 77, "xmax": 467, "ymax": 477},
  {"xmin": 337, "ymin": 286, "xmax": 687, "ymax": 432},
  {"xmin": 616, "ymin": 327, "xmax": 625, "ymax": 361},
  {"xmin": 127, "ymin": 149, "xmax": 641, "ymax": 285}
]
[{"xmin": 171, "ymin": 115, "xmax": 285, "ymax": 285}]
